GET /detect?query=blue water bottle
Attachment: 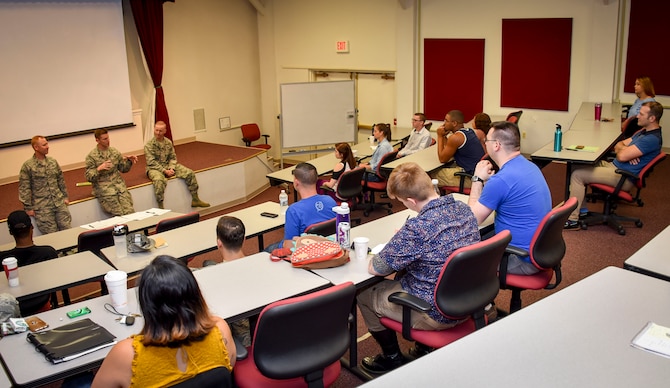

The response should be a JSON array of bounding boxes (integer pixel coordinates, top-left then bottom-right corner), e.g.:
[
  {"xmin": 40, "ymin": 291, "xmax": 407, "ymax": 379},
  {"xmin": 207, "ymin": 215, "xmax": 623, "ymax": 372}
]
[{"xmin": 553, "ymin": 124, "xmax": 562, "ymax": 152}]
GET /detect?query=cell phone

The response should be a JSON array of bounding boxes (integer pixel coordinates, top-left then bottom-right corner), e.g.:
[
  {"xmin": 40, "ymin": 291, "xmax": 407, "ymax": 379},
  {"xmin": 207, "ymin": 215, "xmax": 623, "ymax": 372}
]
[
  {"xmin": 26, "ymin": 316, "xmax": 49, "ymax": 332},
  {"xmin": 261, "ymin": 212, "xmax": 279, "ymax": 218},
  {"xmin": 66, "ymin": 307, "xmax": 91, "ymax": 319}
]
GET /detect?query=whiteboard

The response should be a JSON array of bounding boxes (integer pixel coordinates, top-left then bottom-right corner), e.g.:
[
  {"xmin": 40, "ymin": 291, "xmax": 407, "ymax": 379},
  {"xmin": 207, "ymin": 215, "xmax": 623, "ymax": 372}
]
[{"xmin": 280, "ymin": 81, "xmax": 356, "ymax": 149}]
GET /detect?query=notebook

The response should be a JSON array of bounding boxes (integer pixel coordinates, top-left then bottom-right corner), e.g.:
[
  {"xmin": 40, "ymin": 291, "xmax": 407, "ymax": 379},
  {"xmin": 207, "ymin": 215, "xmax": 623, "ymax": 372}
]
[{"xmin": 25, "ymin": 318, "xmax": 117, "ymax": 364}]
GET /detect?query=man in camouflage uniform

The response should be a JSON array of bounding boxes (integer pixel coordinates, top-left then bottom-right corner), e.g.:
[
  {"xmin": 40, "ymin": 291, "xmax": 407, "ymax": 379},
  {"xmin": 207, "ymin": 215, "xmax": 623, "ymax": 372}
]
[
  {"xmin": 85, "ymin": 129, "xmax": 138, "ymax": 216},
  {"xmin": 144, "ymin": 121, "xmax": 209, "ymax": 209},
  {"xmin": 18, "ymin": 135, "xmax": 72, "ymax": 234}
]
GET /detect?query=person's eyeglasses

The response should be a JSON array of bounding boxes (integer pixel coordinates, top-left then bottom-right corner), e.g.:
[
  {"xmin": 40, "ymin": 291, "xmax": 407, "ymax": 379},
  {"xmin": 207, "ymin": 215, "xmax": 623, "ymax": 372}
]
[{"xmin": 485, "ymin": 138, "xmax": 498, "ymax": 143}]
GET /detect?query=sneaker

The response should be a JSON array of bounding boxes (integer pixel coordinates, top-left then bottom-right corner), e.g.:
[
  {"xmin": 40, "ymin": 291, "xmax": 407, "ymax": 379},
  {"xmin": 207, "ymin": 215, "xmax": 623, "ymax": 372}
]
[
  {"xmin": 360, "ymin": 353, "xmax": 406, "ymax": 374},
  {"xmin": 564, "ymin": 220, "xmax": 580, "ymax": 230}
]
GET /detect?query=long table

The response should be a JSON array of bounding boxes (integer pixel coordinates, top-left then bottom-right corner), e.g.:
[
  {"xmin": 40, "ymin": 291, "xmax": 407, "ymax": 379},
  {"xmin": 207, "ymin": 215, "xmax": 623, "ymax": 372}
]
[
  {"xmin": 0, "ymin": 210, "xmax": 184, "ymax": 254},
  {"xmin": 380, "ymin": 143, "xmax": 443, "ymax": 175},
  {"xmin": 101, "ymin": 202, "xmax": 284, "ymax": 275},
  {"xmin": 624, "ymin": 225, "xmax": 670, "ymax": 281},
  {"xmin": 361, "ymin": 267, "xmax": 670, "ymax": 387},
  {"xmin": 0, "ymin": 251, "xmax": 115, "ymax": 306},
  {"xmin": 531, "ymin": 102, "xmax": 622, "ymax": 200}
]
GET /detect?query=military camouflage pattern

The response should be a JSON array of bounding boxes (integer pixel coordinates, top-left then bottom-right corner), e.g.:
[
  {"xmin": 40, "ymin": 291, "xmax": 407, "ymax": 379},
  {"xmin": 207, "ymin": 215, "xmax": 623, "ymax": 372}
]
[
  {"xmin": 19, "ymin": 155, "xmax": 72, "ymax": 233},
  {"xmin": 85, "ymin": 146, "xmax": 135, "ymax": 215},
  {"xmin": 144, "ymin": 137, "xmax": 198, "ymax": 202}
]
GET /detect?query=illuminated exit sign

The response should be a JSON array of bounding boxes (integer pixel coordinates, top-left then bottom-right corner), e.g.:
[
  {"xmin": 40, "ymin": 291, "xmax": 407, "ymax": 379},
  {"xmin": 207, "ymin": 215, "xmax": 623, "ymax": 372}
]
[{"xmin": 336, "ymin": 40, "xmax": 349, "ymax": 53}]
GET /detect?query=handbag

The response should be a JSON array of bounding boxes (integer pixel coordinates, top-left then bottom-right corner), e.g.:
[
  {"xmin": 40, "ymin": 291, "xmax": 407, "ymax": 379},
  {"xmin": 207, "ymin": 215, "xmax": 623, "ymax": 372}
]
[
  {"xmin": 25, "ymin": 318, "xmax": 117, "ymax": 364},
  {"xmin": 290, "ymin": 235, "xmax": 349, "ymax": 269}
]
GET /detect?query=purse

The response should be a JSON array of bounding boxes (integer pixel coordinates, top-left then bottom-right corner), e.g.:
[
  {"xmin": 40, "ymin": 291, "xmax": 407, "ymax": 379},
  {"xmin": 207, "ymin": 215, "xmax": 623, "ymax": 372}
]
[{"xmin": 289, "ymin": 235, "xmax": 349, "ymax": 269}]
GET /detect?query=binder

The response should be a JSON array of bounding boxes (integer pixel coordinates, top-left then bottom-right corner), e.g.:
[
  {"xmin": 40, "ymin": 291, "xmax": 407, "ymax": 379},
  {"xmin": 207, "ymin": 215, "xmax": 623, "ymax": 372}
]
[{"xmin": 25, "ymin": 318, "xmax": 117, "ymax": 364}]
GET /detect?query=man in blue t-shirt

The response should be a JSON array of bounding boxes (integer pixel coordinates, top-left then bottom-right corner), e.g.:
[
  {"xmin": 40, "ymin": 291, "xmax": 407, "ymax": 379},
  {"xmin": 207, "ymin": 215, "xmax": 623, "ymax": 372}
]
[
  {"xmin": 266, "ymin": 163, "xmax": 336, "ymax": 252},
  {"xmin": 565, "ymin": 101, "xmax": 663, "ymax": 229},
  {"xmin": 468, "ymin": 121, "xmax": 552, "ymax": 275}
]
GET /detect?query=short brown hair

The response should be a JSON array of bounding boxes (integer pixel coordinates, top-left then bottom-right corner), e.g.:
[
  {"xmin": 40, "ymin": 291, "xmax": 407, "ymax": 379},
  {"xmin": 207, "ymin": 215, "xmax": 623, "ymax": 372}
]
[
  {"xmin": 292, "ymin": 162, "xmax": 318, "ymax": 185},
  {"xmin": 489, "ymin": 121, "xmax": 520, "ymax": 151},
  {"xmin": 644, "ymin": 101, "xmax": 664, "ymax": 122},
  {"xmin": 30, "ymin": 135, "xmax": 45, "ymax": 148},
  {"xmin": 474, "ymin": 113, "xmax": 492, "ymax": 132},
  {"xmin": 94, "ymin": 128, "xmax": 108, "ymax": 139},
  {"xmin": 216, "ymin": 216, "xmax": 245, "ymax": 251},
  {"xmin": 386, "ymin": 162, "xmax": 433, "ymax": 201}
]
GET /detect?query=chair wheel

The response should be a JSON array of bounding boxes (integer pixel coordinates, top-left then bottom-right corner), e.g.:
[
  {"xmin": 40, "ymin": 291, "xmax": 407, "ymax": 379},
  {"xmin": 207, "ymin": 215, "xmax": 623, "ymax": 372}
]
[
  {"xmin": 618, "ymin": 227, "xmax": 626, "ymax": 236},
  {"xmin": 635, "ymin": 220, "xmax": 643, "ymax": 228},
  {"xmin": 364, "ymin": 211, "xmax": 370, "ymax": 217},
  {"xmin": 579, "ymin": 222, "xmax": 587, "ymax": 230},
  {"xmin": 387, "ymin": 203, "xmax": 393, "ymax": 209}
]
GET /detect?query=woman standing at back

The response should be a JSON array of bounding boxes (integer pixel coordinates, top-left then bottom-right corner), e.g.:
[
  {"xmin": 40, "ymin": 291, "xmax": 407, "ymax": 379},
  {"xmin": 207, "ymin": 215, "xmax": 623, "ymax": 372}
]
[{"xmin": 92, "ymin": 255, "xmax": 236, "ymax": 387}]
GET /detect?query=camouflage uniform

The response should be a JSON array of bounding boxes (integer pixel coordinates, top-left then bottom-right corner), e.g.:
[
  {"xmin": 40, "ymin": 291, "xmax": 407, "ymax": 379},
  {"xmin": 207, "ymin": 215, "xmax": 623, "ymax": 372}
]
[
  {"xmin": 85, "ymin": 146, "xmax": 135, "ymax": 216},
  {"xmin": 18, "ymin": 155, "xmax": 72, "ymax": 234},
  {"xmin": 144, "ymin": 137, "xmax": 199, "ymax": 203}
]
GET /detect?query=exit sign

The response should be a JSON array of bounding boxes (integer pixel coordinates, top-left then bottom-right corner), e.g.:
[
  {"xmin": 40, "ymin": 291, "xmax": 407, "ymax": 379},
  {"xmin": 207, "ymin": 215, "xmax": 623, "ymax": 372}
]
[{"xmin": 336, "ymin": 40, "xmax": 349, "ymax": 53}]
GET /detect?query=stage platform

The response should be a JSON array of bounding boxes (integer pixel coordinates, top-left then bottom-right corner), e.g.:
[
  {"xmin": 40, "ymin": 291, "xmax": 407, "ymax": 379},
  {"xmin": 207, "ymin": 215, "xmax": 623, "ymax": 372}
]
[{"xmin": 0, "ymin": 142, "xmax": 272, "ymax": 246}]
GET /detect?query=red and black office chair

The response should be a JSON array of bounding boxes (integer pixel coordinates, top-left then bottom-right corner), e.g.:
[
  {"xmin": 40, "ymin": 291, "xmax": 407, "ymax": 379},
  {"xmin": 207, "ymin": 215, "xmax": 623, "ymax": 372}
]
[
  {"xmin": 330, "ymin": 167, "xmax": 366, "ymax": 207},
  {"xmin": 581, "ymin": 152, "xmax": 666, "ymax": 235},
  {"xmin": 440, "ymin": 154, "xmax": 497, "ymax": 196},
  {"xmin": 155, "ymin": 211, "xmax": 200, "ymax": 233},
  {"xmin": 77, "ymin": 225, "xmax": 117, "ymax": 296},
  {"xmin": 380, "ymin": 230, "xmax": 511, "ymax": 349},
  {"xmin": 304, "ymin": 218, "xmax": 337, "ymax": 237},
  {"xmin": 361, "ymin": 151, "xmax": 397, "ymax": 217},
  {"xmin": 241, "ymin": 123, "xmax": 271, "ymax": 150},
  {"xmin": 621, "ymin": 116, "xmax": 641, "ymax": 139},
  {"xmin": 234, "ymin": 282, "xmax": 356, "ymax": 388},
  {"xmin": 499, "ymin": 197, "xmax": 577, "ymax": 313},
  {"xmin": 172, "ymin": 367, "xmax": 232, "ymax": 388},
  {"xmin": 505, "ymin": 110, "xmax": 523, "ymax": 124}
]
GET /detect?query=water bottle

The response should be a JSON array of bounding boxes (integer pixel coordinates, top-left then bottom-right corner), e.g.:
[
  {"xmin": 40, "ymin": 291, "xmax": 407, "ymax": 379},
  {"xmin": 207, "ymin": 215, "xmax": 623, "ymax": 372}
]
[
  {"xmin": 333, "ymin": 203, "xmax": 351, "ymax": 250},
  {"xmin": 431, "ymin": 179, "xmax": 441, "ymax": 196},
  {"xmin": 279, "ymin": 189, "xmax": 289, "ymax": 215},
  {"xmin": 112, "ymin": 224, "xmax": 128, "ymax": 258},
  {"xmin": 553, "ymin": 124, "xmax": 562, "ymax": 152}
]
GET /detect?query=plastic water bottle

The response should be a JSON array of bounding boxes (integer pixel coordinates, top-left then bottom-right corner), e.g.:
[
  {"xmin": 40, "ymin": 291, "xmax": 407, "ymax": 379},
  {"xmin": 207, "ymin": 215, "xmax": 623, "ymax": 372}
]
[
  {"xmin": 279, "ymin": 190, "xmax": 289, "ymax": 215},
  {"xmin": 431, "ymin": 179, "xmax": 440, "ymax": 196},
  {"xmin": 112, "ymin": 224, "xmax": 128, "ymax": 258},
  {"xmin": 333, "ymin": 203, "xmax": 351, "ymax": 250},
  {"xmin": 553, "ymin": 124, "xmax": 562, "ymax": 152}
]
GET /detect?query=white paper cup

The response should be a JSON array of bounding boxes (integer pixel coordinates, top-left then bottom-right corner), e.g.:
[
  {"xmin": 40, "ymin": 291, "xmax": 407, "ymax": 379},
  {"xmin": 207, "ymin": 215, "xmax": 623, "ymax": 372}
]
[
  {"xmin": 2, "ymin": 257, "xmax": 19, "ymax": 287},
  {"xmin": 353, "ymin": 237, "xmax": 370, "ymax": 260},
  {"xmin": 104, "ymin": 270, "xmax": 128, "ymax": 310}
]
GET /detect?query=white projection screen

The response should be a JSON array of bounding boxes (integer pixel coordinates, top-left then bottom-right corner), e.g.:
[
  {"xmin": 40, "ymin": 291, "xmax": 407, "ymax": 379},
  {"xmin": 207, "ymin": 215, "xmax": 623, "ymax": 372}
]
[{"xmin": 0, "ymin": 0, "xmax": 133, "ymax": 147}]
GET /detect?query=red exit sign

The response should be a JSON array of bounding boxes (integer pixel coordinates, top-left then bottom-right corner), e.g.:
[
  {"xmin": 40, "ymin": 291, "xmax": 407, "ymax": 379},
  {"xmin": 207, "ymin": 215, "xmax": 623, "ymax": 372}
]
[{"xmin": 336, "ymin": 40, "xmax": 349, "ymax": 53}]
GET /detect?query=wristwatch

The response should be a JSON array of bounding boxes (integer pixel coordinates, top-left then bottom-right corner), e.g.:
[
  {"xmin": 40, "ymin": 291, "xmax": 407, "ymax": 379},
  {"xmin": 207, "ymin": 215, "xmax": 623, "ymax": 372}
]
[{"xmin": 471, "ymin": 175, "xmax": 484, "ymax": 183}]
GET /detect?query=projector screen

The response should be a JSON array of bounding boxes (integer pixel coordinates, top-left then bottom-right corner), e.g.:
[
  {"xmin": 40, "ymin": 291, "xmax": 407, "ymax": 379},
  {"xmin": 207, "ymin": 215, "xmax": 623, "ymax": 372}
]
[{"xmin": 0, "ymin": 0, "xmax": 133, "ymax": 147}]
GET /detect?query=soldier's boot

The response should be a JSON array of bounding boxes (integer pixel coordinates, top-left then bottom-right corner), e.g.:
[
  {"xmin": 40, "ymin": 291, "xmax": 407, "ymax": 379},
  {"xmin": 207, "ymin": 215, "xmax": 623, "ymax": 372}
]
[
  {"xmin": 157, "ymin": 200, "xmax": 164, "ymax": 209},
  {"xmin": 191, "ymin": 193, "xmax": 210, "ymax": 208}
]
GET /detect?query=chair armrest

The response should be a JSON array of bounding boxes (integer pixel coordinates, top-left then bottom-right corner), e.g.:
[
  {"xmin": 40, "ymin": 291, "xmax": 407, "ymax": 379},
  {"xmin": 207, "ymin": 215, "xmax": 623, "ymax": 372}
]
[
  {"xmin": 613, "ymin": 169, "xmax": 636, "ymax": 194},
  {"xmin": 387, "ymin": 291, "xmax": 431, "ymax": 313},
  {"xmin": 614, "ymin": 168, "xmax": 637, "ymax": 180},
  {"xmin": 261, "ymin": 134, "xmax": 270, "ymax": 144},
  {"xmin": 241, "ymin": 137, "xmax": 251, "ymax": 147},
  {"xmin": 320, "ymin": 185, "xmax": 334, "ymax": 192},
  {"xmin": 505, "ymin": 246, "xmax": 529, "ymax": 257},
  {"xmin": 233, "ymin": 335, "xmax": 248, "ymax": 360}
]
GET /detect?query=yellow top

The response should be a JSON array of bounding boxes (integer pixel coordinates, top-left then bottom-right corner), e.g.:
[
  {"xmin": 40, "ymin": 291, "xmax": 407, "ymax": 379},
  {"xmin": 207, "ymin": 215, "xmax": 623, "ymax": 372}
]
[{"xmin": 130, "ymin": 326, "xmax": 232, "ymax": 388}]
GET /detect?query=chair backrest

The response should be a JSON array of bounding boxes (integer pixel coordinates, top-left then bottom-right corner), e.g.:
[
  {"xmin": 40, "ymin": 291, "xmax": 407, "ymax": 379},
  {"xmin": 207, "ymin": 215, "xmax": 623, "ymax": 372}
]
[
  {"xmin": 335, "ymin": 167, "xmax": 366, "ymax": 201},
  {"xmin": 241, "ymin": 123, "xmax": 261, "ymax": 143},
  {"xmin": 171, "ymin": 367, "xmax": 232, "ymax": 388},
  {"xmin": 528, "ymin": 197, "xmax": 578, "ymax": 270},
  {"xmin": 252, "ymin": 282, "xmax": 356, "ymax": 380},
  {"xmin": 155, "ymin": 212, "xmax": 200, "ymax": 233},
  {"xmin": 434, "ymin": 230, "xmax": 511, "ymax": 320},
  {"xmin": 632, "ymin": 151, "xmax": 666, "ymax": 190},
  {"xmin": 374, "ymin": 150, "xmax": 399, "ymax": 180},
  {"xmin": 77, "ymin": 226, "xmax": 115, "ymax": 256},
  {"xmin": 304, "ymin": 217, "xmax": 336, "ymax": 237},
  {"xmin": 430, "ymin": 137, "xmax": 436, "ymax": 146},
  {"xmin": 506, "ymin": 110, "xmax": 523, "ymax": 124},
  {"xmin": 621, "ymin": 116, "xmax": 641, "ymax": 138}
]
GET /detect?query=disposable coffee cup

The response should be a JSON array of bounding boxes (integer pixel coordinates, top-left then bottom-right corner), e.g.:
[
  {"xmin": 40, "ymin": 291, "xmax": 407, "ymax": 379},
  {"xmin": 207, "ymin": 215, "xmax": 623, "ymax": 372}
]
[
  {"xmin": 353, "ymin": 237, "xmax": 370, "ymax": 260},
  {"xmin": 369, "ymin": 136, "xmax": 375, "ymax": 147},
  {"xmin": 2, "ymin": 257, "xmax": 19, "ymax": 287},
  {"xmin": 104, "ymin": 270, "xmax": 128, "ymax": 310}
]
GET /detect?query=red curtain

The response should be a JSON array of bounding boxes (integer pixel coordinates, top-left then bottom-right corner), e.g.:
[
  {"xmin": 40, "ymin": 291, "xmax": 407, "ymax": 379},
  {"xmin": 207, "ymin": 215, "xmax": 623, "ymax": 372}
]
[{"xmin": 129, "ymin": 0, "xmax": 174, "ymax": 140}]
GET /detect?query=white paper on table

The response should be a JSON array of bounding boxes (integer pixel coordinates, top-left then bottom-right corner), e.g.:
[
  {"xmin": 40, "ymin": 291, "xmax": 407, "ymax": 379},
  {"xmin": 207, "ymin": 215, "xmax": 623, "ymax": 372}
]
[
  {"xmin": 631, "ymin": 321, "xmax": 670, "ymax": 359},
  {"xmin": 122, "ymin": 208, "xmax": 172, "ymax": 221},
  {"xmin": 80, "ymin": 216, "xmax": 128, "ymax": 230}
]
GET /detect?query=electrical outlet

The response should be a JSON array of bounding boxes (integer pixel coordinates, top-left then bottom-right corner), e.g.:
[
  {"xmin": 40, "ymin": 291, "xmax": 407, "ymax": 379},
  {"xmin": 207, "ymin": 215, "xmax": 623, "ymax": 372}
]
[{"xmin": 522, "ymin": 131, "xmax": 527, "ymax": 139}]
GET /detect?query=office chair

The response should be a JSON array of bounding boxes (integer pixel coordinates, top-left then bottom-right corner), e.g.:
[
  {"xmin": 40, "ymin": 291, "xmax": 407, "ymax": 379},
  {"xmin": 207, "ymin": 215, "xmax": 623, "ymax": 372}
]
[
  {"xmin": 77, "ymin": 225, "xmax": 117, "ymax": 295},
  {"xmin": 505, "ymin": 110, "xmax": 523, "ymax": 124},
  {"xmin": 581, "ymin": 152, "xmax": 666, "ymax": 235},
  {"xmin": 304, "ymin": 218, "xmax": 337, "ymax": 237},
  {"xmin": 234, "ymin": 282, "xmax": 356, "ymax": 388},
  {"xmin": 171, "ymin": 367, "xmax": 232, "ymax": 388},
  {"xmin": 241, "ymin": 123, "xmax": 271, "ymax": 150},
  {"xmin": 621, "ymin": 116, "xmax": 641, "ymax": 138},
  {"xmin": 439, "ymin": 154, "xmax": 496, "ymax": 195},
  {"xmin": 361, "ymin": 151, "xmax": 397, "ymax": 217},
  {"xmin": 499, "ymin": 197, "xmax": 577, "ymax": 313},
  {"xmin": 380, "ymin": 230, "xmax": 511, "ymax": 349},
  {"xmin": 155, "ymin": 211, "xmax": 200, "ymax": 233}
]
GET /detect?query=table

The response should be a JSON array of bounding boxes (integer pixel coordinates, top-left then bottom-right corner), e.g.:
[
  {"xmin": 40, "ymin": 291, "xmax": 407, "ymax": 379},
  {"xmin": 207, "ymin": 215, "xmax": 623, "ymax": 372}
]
[
  {"xmin": 194, "ymin": 252, "xmax": 331, "ymax": 322},
  {"xmin": 380, "ymin": 143, "xmax": 443, "ymax": 175},
  {"xmin": 0, "ymin": 289, "xmax": 142, "ymax": 388},
  {"xmin": 0, "ymin": 210, "xmax": 184, "ymax": 254},
  {"xmin": 624, "ymin": 225, "xmax": 670, "ymax": 281},
  {"xmin": 531, "ymin": 102, "xmax": 622, "ymax": 199},
  {"xmin": 361, "ymin": 267, "xmax": 670, "ymax": 387},
  {"xmin": 0, "ymin": 251, "xmax": 115, "ymax": 306},
  {"xmin": 101, "ymin": 202, "xmax": 284, "ymax": 275}
]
